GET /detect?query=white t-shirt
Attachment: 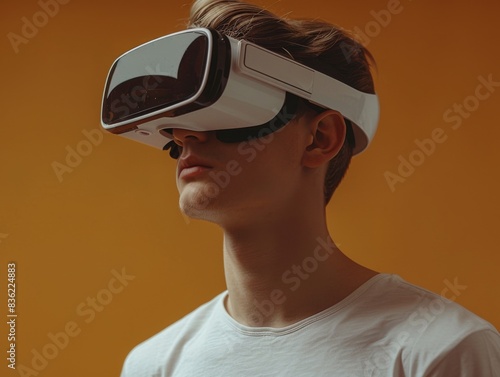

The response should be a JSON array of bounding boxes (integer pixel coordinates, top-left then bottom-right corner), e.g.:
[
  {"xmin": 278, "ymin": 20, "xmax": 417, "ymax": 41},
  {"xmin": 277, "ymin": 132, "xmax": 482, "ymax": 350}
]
[{"xmin": 120, "ymin": 274, "xmax": 500, "ymax": 376}]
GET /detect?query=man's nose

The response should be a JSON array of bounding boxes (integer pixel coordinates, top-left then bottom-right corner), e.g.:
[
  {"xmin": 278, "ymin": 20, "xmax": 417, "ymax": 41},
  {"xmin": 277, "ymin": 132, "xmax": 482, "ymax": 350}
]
[{"xmin": 171, "ymin": 128, "xmax": 210, "ymax": 146}]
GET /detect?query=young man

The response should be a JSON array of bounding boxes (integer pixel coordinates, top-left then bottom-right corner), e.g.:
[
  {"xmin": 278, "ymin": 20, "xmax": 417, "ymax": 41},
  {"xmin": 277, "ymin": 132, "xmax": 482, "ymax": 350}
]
[{"xmin": 104, "ymin": 0, "xmax": 500, "ymax": 375}]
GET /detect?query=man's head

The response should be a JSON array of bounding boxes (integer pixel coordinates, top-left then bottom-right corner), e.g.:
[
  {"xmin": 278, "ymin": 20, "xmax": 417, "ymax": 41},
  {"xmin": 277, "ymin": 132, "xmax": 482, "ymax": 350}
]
[
  {"xmin": 187, "ymin": 0, "xmax": 376, "ymax": 205},
  {"xmin": 100, "ymin": 0, "xmax": 377, "ymax": 216}
]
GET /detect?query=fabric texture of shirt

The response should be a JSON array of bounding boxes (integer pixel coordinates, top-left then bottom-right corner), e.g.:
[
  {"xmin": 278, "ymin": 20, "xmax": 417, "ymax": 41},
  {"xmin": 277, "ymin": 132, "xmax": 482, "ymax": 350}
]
[{"xmin": 120, "ymin": 274, "xmax": 500, "ymax": 376}]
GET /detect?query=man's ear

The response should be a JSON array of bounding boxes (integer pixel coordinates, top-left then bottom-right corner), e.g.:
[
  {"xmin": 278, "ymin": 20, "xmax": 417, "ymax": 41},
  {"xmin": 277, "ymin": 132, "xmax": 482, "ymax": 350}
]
[{"xmin": 302, "ymin": 110, "xmax": 346, "ymax": 168}]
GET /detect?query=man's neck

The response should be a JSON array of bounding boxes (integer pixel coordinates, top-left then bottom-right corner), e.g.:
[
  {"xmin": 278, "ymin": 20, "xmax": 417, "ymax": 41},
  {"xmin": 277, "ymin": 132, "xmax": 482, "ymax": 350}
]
[{"xmin": 221, "ymin": 209, "xmax": 378, "ymax": 328}]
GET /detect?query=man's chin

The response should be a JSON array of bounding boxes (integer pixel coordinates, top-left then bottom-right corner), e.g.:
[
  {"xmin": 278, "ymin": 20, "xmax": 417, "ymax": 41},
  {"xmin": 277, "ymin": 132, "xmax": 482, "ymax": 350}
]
[{"xmin": 178, "ymin": 187, "xmax": 216, "ymax": 220}]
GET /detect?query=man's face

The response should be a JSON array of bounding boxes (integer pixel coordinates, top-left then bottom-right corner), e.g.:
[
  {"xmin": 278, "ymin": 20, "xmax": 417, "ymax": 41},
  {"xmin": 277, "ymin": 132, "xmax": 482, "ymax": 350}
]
[{"xmin": 173, "ymin": 113, "xmax": 316, "ymax": 225}]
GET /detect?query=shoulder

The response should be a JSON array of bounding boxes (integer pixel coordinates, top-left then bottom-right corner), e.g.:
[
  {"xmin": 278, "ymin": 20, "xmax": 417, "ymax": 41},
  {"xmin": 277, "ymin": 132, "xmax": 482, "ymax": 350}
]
[
  {"xmin": 120, "ymin": 292, "xmax": 226, "ymax": 377},
  {"xmin": 345, "ymin": 275, "xmax": 500, "ymax": 376},
  {"xmin": 364, "ymin": 275, "xmax": 496, "ymax": 338},
  {"xmin": 361, "ymin": 275, "xmax": 491, "ymax": 327},
  {"xmin": 415, "ymin": 328, "xmax": 500, "ymax": 376},
  {"xmin": 387, "ymin": 276, "xmax": 495, "ymax": 335},
  {"xmin": 368, "ymin": 275, "xmax": 500, "ymax": 375}
]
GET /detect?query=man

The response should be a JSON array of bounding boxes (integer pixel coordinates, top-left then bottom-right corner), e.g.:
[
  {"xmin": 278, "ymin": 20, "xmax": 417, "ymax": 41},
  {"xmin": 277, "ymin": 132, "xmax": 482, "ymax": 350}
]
[{"xmin": 105, "ymin": 0, "xmax": 500, "ymax": 375}]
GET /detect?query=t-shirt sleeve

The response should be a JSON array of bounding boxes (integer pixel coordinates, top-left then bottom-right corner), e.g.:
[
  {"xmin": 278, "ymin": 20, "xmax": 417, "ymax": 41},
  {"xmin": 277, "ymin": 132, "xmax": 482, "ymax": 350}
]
[
  {"xmin": 426, "ymin": 329, "xmax": 500, "ymax": 376},
  {"xmin": 119, "ymin": 350, "xmax": 134, "ymax": 377},
  {"xmin": 118, "ymin": 340, "xmax": 159, "ymax": 377}
]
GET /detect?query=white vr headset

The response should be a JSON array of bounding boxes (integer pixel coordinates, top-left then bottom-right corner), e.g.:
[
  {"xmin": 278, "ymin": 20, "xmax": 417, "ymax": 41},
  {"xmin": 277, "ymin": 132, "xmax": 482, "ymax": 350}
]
[{"xmin": 101, "ymin": 27, "xmax": 379, "ymax": 156}]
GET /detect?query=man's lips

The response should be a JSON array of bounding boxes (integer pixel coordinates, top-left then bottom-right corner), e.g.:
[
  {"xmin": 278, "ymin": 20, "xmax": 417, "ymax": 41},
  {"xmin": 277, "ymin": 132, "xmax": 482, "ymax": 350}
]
[
  {"xmin": 177, "ymin": 156, "xmax": 213, "ymax": 179},
  {"xmin": 179, "ymin": 166, "xmax": 211, "ymax": 179}
]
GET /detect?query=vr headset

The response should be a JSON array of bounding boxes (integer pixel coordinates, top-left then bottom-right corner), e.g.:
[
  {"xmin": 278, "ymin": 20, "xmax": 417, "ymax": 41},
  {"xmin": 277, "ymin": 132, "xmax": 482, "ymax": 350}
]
[{"xmin": 101, "ymin": 28, "xmax": 379, "ymax": 157}]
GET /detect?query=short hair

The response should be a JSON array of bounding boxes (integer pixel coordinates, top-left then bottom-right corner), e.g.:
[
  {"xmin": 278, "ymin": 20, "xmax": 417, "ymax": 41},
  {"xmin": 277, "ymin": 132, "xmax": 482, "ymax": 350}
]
[{"xmin": 188, "ymin": 0, "xmax": 376, "ymax": 205}]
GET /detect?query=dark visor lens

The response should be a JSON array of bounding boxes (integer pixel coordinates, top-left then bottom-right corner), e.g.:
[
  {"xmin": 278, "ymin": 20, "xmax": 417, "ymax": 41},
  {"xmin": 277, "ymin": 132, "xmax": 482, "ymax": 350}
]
[{"xmin": 102, "ymin": 32, "xmax": 209, "ymax": 125}]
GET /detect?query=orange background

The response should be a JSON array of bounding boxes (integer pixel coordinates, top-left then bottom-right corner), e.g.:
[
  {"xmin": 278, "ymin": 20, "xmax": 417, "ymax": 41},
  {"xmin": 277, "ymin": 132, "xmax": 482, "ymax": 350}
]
[{"xmin": 1, "ymin": 0, "xmax": 499, "ymax": 376}]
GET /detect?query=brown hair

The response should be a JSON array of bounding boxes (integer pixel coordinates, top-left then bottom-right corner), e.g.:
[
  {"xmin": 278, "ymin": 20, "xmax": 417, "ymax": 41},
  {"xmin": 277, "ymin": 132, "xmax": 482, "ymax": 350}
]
[{"xmin": 188, "ymin": 0, "xmax": 376, "ymax": 204}]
